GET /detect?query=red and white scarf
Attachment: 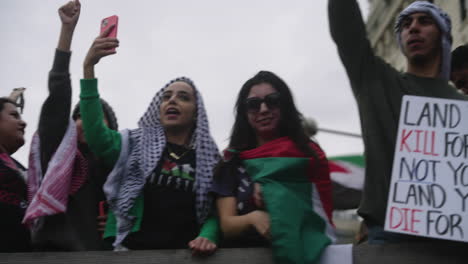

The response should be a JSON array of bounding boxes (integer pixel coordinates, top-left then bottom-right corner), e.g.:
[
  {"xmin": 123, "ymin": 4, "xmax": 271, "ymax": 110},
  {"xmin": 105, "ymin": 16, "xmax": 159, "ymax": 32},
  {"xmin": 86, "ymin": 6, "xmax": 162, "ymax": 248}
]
[{"xmin": 23, "ymin": 119, "xmax": 88, "ymax": 226}]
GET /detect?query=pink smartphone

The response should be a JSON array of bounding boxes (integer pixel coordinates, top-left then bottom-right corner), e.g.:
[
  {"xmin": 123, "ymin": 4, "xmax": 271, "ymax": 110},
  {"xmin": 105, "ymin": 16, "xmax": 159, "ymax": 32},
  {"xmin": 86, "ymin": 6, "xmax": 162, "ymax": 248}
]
[{"xmin": 100, "ymin": 15, "xmax": 118, "ymax": 50}]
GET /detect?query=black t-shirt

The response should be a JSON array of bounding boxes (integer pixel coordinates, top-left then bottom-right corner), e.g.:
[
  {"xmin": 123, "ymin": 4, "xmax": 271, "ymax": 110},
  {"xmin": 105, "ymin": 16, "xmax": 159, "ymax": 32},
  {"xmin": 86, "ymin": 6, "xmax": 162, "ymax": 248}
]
[
  {"xmin": 212, "ymin": 165, "xmax": 256, "ymax": 215},
  {"xmin": 211, "ymin": 163, "xmax": 269, "ymax": 248},
  {"xmin": 123, "ymin": 143, "xmax": 198, "ymax": 249}
]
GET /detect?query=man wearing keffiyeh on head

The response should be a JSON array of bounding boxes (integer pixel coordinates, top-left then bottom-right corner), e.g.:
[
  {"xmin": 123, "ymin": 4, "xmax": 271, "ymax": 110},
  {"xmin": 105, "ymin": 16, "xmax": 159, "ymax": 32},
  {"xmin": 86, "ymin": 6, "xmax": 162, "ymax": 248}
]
[
  {"xmin": 329, "ymin": 0, "xmax": 468, "ymax": 244},
  {"xmin": 395, "ymin": 1, "xmax": 453, "ymax": 80}
]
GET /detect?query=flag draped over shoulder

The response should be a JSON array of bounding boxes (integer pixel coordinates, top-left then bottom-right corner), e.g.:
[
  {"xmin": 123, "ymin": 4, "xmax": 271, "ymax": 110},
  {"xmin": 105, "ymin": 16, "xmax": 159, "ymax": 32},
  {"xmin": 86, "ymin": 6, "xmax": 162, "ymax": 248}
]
[{"xmin": 239, "ymin": 137, "xmax": 335, "ymax": 264}]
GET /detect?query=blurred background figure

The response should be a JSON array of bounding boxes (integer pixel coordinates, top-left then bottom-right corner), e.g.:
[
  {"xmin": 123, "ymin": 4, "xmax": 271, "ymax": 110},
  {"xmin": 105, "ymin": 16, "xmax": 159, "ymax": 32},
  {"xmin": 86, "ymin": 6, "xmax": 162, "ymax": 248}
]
[{"xmin": 451, "ymin": 44, "xmax": 468, "ymax": 94}]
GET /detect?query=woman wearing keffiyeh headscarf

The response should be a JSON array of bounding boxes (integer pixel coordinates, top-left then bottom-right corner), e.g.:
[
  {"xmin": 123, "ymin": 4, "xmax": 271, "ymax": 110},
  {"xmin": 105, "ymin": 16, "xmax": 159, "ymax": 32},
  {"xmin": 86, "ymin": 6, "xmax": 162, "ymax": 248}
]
[
  {"xmin": 212, "ymin": 71, "xmax": 335, "ymax": 263},
  {"xmin": 78, "ymin": 27, "xmax": 220, "ymax": 253}
]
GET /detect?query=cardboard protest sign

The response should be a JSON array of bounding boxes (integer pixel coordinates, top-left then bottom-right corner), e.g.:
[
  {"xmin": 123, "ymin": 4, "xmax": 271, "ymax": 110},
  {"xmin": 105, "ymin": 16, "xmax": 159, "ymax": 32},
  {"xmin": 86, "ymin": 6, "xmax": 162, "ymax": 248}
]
[{"xmin": 384, "ymin": 95, "xmax": 468, "ymax": 242}]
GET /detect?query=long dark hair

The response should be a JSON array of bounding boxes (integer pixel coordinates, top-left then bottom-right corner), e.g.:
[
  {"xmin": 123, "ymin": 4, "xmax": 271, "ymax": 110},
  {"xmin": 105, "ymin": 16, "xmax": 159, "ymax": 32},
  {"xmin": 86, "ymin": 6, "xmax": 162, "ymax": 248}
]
[
  {"xmin": 213, "ymin": 71, "xmax": 317, "ymax": 181},
  {"xmin": 229, "ymin": 70, "xmax": 315, "ymax": 156}
]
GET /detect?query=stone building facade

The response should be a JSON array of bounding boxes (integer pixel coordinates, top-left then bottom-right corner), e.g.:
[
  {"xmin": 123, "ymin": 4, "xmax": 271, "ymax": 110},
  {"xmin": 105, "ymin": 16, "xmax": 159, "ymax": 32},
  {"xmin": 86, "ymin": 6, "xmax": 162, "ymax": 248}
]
[{"xmin": 366, "ymin": 0, "xmax": 468, "ymax": 72}]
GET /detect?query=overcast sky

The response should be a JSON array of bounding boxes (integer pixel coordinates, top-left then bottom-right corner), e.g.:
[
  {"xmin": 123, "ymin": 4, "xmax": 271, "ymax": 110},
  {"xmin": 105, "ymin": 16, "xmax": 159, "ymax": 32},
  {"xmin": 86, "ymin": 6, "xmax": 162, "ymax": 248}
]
[{"xmin": 1, "ymin": 0, "xmax": 369, "ymax": 165}]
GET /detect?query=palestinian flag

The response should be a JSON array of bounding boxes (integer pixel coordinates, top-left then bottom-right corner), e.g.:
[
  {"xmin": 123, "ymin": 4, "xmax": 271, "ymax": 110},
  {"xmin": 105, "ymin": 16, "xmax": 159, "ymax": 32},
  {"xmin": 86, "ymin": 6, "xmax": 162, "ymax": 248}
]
[
  {"xmin": 328, "ymin": 155, "xmax": 364, "ymax": 210},
  {"xmin": 239, "ymin": 137, "xmax": 335, "ymax": 264}
]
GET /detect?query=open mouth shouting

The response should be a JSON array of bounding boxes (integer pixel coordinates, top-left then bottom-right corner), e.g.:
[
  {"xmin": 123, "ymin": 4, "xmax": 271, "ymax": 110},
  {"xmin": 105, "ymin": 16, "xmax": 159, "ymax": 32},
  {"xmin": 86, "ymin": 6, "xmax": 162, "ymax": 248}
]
[{"xmin": 165, "ymin": 107, "xmax": 181, "ymax": 119}]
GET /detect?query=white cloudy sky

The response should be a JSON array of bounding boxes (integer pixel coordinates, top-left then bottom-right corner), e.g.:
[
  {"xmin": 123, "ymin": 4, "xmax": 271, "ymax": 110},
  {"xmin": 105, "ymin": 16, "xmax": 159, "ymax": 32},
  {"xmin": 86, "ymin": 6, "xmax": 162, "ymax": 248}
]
[{"xmin": 1, "ymin": 0, "xmax": 369, "ymax": 165}]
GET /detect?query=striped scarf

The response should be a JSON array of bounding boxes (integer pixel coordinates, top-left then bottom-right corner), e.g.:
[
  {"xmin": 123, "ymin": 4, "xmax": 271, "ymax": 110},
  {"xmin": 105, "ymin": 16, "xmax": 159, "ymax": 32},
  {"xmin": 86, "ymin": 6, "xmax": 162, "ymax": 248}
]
[
  {"xmin": 23, "ymin": 119, "xmax": 88, "ymax": 226},
  {"xmin": 104, "ymin": 77, "xmax": 220, "ymax": 248}
]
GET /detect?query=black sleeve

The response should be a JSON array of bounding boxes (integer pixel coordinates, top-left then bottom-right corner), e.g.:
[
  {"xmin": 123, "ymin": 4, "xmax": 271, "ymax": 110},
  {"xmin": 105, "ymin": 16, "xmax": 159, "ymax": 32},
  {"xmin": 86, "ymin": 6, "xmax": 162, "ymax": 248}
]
[
  {"xmin": 332, "ymin": 182, "xmax": 362, "ymax": 210},
  {"xmin": 38, "ymin": 49, "xmax": 72, "ymax": 172},
  {"xmin": 328, "ymin": 0, "xmax": 379, "ymax": 97},
  {"xmin": 210, "ymin": 164, "xmax": 238, "ymax": 198}
]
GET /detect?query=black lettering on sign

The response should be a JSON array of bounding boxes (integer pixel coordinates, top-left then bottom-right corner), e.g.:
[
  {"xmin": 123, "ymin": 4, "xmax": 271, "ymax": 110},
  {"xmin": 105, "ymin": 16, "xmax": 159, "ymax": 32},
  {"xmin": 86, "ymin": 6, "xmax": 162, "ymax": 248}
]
[
  {"xmin": 404, "ymin": 101, "xmax": 461, "ymax": 128},
  {"xmin": 392, "ymin": 182, "xmax": 446, "ymax": 208},
  {"xmin": 455, "ymin": 188, "xmax": 468, "ymax": 212},
  {"xmin": 426, "ymin": 210, "xmax": 464, "ymax": 238},
  {"xmin": 444, "ymin": 133, "xmax": 468, "ymax": 159},
  {"xmin": 448, "ymin": 161, "xmax": 468, "ymax": 186},
  {"xmin": 399, "ymin": 157, "xmax": 439, "ymax": 182}
]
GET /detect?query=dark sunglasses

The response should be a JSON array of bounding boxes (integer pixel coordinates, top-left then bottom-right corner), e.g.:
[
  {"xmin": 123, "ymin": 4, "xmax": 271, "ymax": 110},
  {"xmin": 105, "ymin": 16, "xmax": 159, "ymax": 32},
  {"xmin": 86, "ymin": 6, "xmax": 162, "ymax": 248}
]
[{"xmin": 245, "ymin": 92, "xmax": 281, "ymax": 112}]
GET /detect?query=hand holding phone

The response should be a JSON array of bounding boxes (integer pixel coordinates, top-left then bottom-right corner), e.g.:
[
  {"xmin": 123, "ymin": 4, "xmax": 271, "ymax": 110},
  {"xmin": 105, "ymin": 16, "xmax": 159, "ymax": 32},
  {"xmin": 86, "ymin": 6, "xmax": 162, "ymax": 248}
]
[{"xmin": 83, "ymin": 15, "xmax": 119, "ymax": 79}]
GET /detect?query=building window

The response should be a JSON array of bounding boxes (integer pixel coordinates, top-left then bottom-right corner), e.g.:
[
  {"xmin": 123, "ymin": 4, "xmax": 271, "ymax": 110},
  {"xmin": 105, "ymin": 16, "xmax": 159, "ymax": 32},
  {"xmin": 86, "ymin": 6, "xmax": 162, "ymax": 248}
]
[{"xmin": 461, "ymin": 0, "xmax": 467, "ymax": 21}]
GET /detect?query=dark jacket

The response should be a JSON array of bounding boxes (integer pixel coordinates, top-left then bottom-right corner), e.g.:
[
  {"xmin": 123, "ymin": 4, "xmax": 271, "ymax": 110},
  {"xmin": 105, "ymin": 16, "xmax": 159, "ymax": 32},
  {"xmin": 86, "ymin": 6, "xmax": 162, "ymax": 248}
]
[{"xmin": 0, "ymin": 156, "xmax": 31, "ymax": 252}]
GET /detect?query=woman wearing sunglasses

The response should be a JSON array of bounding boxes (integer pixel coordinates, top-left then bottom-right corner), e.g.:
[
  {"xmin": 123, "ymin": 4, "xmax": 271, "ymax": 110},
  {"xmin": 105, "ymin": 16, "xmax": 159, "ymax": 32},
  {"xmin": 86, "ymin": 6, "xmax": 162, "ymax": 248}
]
[{"xmin": 211, "ymin": 71, "xmax": 335, "ymax": 263}]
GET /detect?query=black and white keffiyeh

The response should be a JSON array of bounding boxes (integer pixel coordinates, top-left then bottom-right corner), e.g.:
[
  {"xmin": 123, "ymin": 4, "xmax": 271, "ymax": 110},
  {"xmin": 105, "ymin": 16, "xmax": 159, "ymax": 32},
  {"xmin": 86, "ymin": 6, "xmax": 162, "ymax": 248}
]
[{"xmin": 104, "ymin": 77, "xmax": 220, "ymax": 248}]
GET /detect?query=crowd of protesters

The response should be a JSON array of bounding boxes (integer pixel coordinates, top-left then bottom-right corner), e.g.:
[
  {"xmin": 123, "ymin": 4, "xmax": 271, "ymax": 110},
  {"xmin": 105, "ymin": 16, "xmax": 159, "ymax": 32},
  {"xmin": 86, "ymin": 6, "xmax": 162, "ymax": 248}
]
[{"xmin": 1, "ymin": 0, "xmax": 468, "ymax": 263}]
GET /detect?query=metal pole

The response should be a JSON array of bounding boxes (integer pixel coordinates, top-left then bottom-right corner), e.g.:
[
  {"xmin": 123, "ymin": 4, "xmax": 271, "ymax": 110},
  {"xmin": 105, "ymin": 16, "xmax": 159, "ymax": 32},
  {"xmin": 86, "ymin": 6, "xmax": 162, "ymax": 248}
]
[{"xmin": 318, "ymin": 128, "xmax": 362, "ymax": 138}]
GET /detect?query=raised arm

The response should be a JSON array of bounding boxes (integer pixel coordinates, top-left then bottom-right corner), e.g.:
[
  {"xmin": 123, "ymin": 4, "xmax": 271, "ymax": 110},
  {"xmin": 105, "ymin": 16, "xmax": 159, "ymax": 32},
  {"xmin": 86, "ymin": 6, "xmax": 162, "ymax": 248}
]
[
  {"xmin": 38, "ymin": 0, "xmax": 80, "ymax": 172},
  {"xmin": 328, "ymin": 0, "xmax": 377, "ymax": 94},
  {"xmin": 79, "ymin": 27, "xmax": 121, "ymax": 167}
]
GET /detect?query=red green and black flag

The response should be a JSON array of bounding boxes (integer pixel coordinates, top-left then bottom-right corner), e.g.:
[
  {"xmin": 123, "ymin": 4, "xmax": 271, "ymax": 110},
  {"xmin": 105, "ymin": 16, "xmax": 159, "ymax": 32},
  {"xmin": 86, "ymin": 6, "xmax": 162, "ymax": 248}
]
[{"xmin": 240, "ymin": 137, "xmax": 335, "ymax": 264}]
